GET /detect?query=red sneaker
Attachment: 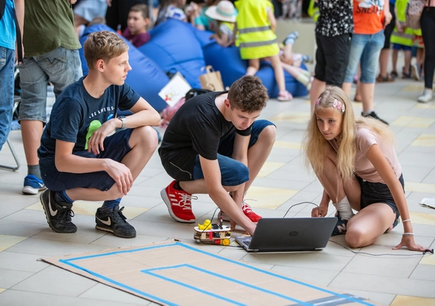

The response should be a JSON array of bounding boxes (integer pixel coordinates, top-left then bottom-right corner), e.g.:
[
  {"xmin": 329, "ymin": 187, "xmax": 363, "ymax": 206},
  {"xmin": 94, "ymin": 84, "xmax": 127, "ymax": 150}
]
[
  {"xmin": 219, "ymin": 201, "xmax": 262, "ymax": 223},
  {"xmin": 160, "ymin": 180, "xmax": 196, "ymax": 223},
  {"xmin": 242, "ymin": 202, "xmax": 262, "ymax": 222}
]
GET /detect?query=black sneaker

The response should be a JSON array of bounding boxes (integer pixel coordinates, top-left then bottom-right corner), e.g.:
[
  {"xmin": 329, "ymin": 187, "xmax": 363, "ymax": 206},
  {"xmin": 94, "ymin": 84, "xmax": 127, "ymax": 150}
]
[
  {"xmin": 95, "ymin": 206, "xmax": 136, "ymax": 238},
  {"xmin": 331, "ymin": 212, "xmax": 348, "ymax": 236},
  {"xmin": 362, "ymin": 111, "xmax": 389, "ymax": 126},
  {"xmin": 40, "ymin": 189, "xmax": 77, "ymax": 233}
]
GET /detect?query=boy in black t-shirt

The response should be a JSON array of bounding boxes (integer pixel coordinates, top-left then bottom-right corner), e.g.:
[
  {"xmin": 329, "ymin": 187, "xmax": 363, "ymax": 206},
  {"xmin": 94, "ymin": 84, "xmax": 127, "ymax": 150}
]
[
  {"xmin": 38, "ymin": 31, "xmax": 161, "ymax": 238},
  {"xmin": 159, "ymin": 75, "xmax": 275, "ymax": 236}
]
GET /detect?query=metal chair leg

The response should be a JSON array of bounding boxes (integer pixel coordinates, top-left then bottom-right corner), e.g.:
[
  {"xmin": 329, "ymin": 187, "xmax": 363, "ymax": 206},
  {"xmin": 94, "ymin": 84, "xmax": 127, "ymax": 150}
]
[{"xmin": 0, "ymin": 137, "xmax": 20, "ymax": 171}]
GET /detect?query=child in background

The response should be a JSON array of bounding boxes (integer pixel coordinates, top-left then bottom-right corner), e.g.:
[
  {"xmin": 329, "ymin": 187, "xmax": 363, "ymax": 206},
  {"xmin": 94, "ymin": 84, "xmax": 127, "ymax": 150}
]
[
  {"xmin": 122, "ymin": 4, "xmax": 151, "ymax": 48},
  {"xmin": 279, "ymin": 31, "xmax": 313, "ymax": 91},
  {"xmin": 234, "ymin": 0, "xmax": 293, "ymax": 101},
  {"xmin": 205, "ymin": 0, "xmax": 236, "ymax": 47},
  {"xmin": 189, "ymin": 0, "xmax": 221, "ymax": 31},
  {"xmin": 155, "ymin": 0, "xmax": 187, "ymax": 26},
  {"xmin": 390, "ymin": 0, "xmax": 413, "ymax": 78}
]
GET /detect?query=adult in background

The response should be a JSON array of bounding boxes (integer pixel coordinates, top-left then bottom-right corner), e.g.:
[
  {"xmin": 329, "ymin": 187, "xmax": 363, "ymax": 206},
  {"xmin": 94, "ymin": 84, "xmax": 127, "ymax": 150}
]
[
  {"xmin": 18, "ymin": 0, "xmax": 82, "ymax": 195},
  {"xmin": 0, "ymin": 0, "xmax": 23, "ymax": 151},
  {"xmin": 417, "ymin": 0, "xmax": 435, "ymax": 103},
  {"xmin": 309, "ymin": 0, "xmax": 353, "ymax": 112}
]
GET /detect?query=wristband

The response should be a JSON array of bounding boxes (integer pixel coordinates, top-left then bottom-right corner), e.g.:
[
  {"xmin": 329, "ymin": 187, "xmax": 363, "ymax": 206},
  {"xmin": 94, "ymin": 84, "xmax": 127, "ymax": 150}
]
[
  {"xmin": 402, "ymin": 233, "xmax": 414, "ymax": 236},
  {"xmin": 402, "ymin": 219, "xmax": 411, "ymax": 223}
]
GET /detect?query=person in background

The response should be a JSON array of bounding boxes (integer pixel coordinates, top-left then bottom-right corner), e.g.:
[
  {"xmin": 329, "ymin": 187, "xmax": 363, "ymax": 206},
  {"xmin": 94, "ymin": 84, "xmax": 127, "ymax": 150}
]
[
  {"xmin": 233, "ymin": 0, "xmax": 293, "ymax": 101},
  {"xmin": 122, "ymin": 3, "xmax": 151, "ymax": 48},
  {"xmin": 308, "ymin": 0, "xmax": 353, "ymax": 112},
  {"xmin": 342, "ymin": 0, "xmax": 392, "ymax": 126},
  {"xmin": 417, "ymin": 0, "xmax": 435, "ymax": 103},
  {"xmin": 18, "ymin": 0, "xmax": 82, "ymax": 195},
  {"xmin": 0, "ymin": 0, "xmax": 24, "ymax": 151},
  {"xmin": 205, "ymin": 0, "xmax": 236, "ymax": 47}
]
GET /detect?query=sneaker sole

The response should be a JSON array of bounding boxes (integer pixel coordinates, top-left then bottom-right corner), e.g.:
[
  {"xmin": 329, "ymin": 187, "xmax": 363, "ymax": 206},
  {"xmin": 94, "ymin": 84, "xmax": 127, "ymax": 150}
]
[
  {"xmin": 23, "ymin": 185, "xmax": 47, "ymax": 195},
  {"xmin": 40, "ymin": 191, "xmax": 76, "ymax": 233},
  {"xmin": 95, "ymin": 225, "xmax": 136, "ymax": 238},
  {"xmin": 160, "ymin": 188, "xmax": 195, "ymax": 223}
]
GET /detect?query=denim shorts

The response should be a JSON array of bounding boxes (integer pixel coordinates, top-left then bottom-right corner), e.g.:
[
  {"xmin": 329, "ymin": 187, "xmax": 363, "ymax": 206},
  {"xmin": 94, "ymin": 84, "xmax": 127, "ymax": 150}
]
[
  {"xmin": 192, "ymin": 119, "xmax": 275, "ymax": 186},
  {"xmin": 314, "ymin": 33, "xmax": 352, "ymax": 86},
  {"xmin": 0, "ymin": 47, "xmax": 15, "ymax": 150},
  {"xmin": 344, "ymin": 30, "xmax": 385, "ymax": 84},
  {"xmin": 40, "ymin": 129, "xmax": 133, "ymax": 192},
  {"xmin": 357, "ymin": 174, "xmax": 403, "ymax": 228},
  {"xmin": 18, "ymin": 47, "xmax": 82, "ymax": 122}
]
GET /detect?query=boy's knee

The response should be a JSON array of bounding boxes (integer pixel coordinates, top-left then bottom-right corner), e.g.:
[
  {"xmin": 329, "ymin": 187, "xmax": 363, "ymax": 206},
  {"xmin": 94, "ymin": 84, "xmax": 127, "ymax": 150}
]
[
  {"xmin": 259, "ymin": 124, "xmax": 276, "ymax": 145},
  {"xmin": 134, "ymin": 126, "xmax": 159, "ymax": 149}
]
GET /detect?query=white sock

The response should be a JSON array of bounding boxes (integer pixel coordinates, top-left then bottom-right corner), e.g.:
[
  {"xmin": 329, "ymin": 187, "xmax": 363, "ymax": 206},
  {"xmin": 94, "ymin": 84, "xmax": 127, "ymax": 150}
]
[{"xmin": 334, "ymin": 196, "xmax": 354, "ymax": 220}]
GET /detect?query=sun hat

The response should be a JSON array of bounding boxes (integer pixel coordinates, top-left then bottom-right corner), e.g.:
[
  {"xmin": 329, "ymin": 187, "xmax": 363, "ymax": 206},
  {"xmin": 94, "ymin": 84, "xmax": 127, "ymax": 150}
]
[{"xmin": 205, "ymin": 0, "xmax": 237, "ymax": 23}]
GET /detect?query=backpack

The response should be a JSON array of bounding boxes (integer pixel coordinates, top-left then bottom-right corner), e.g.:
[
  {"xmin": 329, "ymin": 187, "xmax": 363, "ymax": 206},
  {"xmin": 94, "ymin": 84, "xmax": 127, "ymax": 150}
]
[{"xmin": 405, "ymin": 0, "xmax": 426, "ymax": 30}]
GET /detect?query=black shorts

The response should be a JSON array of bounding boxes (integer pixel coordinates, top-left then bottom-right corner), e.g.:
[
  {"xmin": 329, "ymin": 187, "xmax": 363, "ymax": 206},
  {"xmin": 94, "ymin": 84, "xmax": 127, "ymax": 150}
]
[
  {"xmin": 314, "ymin": 33, "xmax": 352, "ymax": 87},
  {"xmin": 357, "ymin": 174, "xmax": 403, "ymax": 224}
]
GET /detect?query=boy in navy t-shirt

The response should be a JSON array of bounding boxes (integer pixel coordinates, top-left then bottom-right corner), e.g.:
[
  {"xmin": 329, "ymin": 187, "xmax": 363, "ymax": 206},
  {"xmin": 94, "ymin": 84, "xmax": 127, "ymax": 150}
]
[{"xmin": 38, "ymin": 30, "xmax": 161, "ymax": 238}]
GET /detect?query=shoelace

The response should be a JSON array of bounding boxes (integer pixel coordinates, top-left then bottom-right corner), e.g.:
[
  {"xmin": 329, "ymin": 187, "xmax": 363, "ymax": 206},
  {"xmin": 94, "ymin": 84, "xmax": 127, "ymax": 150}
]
[
  {"xmin": 178, "ymin": 194, "xmax": 198, "ymax": 210},
  {"xmin": 58, "ymin": 206, "xmax": 75, "ymax": 221}
]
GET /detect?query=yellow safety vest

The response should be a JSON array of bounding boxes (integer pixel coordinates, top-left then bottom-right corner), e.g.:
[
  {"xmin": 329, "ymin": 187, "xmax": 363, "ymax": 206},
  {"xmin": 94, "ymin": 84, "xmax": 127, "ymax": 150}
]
[
  {"xmin": 308, "ymin": 0, "xmax": 320, "ymax": 22},
  {"xmin": 390, "ymin": 0, "xmax": 413, "ymax": 47},
  {"xmin": 235, "ymin": 0, "xmax": 279, "ymax": 59}
]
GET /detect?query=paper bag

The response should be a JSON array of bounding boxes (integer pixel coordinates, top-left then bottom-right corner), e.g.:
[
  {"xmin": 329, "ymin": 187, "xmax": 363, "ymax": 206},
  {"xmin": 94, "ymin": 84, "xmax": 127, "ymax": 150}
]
[
  {"xmin": 158, "ymin": 72, "xmax": 192, "ymax": 107},
  {"xmin": 199, "ymin": 65, "xmax": 224, "ymax": 92}
]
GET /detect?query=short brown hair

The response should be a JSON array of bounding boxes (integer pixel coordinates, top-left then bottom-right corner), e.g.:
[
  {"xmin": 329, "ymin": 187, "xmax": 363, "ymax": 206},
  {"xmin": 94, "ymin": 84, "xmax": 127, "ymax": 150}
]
[
  {"xmin": 227, "ymin": 75, "xmax": 268, "ymax": 112},
  {"xmin": 84, "ymin": 31, "xmax": 129, "ymax": 69},
  {"xmin": 130, "ymin": 4, "xmax": 149, "ymax": 19}
]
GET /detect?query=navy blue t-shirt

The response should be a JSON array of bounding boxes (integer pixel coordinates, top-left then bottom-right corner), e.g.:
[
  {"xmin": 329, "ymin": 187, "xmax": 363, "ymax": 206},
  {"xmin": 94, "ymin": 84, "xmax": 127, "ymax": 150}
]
[{"xmin": 38, "ymin": 76, "xmax": 140, "ymax": 161}]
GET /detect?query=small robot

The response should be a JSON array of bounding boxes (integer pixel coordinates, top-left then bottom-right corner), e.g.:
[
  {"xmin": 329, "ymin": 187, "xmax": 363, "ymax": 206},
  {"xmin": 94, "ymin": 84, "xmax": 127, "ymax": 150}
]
[{"xmin": 194, "ymin": 219, "xmax": 231, "ymax": 245}]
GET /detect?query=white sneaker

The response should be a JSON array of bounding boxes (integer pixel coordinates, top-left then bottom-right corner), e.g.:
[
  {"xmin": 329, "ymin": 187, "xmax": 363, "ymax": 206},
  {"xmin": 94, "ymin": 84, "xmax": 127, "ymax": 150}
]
[
  {"xmin": 410, "ymin": 61, "xmax": 420, "ymax": 81},
  {"xmin": 417, "ymin": 89, "xmax": 433, "ymax": 103}
]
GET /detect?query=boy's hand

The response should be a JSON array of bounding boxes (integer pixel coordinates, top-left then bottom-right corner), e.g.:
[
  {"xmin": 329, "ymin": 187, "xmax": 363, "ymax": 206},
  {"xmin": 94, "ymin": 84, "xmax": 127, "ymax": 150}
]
[
  {"xmin": 87, "ymin": 119, "xmax": 118, "ymax": 155},
  {"xmin": 311, "ymin": 203, "xmax": 328, "ymax": 217},
  {"xmin": 106, "ymin": 159, "xmax": 133, "ymax": 195}
]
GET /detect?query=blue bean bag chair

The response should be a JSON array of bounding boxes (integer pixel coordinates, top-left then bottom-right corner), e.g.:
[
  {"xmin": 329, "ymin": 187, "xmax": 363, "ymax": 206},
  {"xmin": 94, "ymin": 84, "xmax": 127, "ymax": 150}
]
[
  {"xmin": 202, "ymin": 41, "xmax": 308, "ymax": 98},
  {"xmin": 139, "ymin": 19, "xmax": 206, "ymax": 88},
  {"xmin": 79, "ymin": 24, "xmax": 170, "ymax": 113}
]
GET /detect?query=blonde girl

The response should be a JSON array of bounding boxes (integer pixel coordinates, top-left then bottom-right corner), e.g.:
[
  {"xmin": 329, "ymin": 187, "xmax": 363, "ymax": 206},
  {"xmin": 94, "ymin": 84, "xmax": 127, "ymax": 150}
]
[{"xmin": 304, "ymin": 86, "xmax": 427, "ymax": 251}]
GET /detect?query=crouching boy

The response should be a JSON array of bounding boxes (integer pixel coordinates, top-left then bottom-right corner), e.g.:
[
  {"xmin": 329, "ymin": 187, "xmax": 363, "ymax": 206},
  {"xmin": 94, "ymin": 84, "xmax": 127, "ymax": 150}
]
[
  {"xmin": 38, "ymin": 31, "xmax": 161, "ymax": 238},
  {"xmin": 159, "ymin": 75, "xmax": 276, "ymax": 236}
]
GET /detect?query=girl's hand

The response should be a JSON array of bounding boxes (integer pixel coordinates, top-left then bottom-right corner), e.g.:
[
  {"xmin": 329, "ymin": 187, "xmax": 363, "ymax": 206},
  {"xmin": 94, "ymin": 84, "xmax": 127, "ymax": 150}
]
[
  {"xmin": 393, "ymin": 235, "xmax": 429, "ymax": 252},
  {"xmin": 312, "ymin": 203, "xmax": 328, "ymax": 217}
]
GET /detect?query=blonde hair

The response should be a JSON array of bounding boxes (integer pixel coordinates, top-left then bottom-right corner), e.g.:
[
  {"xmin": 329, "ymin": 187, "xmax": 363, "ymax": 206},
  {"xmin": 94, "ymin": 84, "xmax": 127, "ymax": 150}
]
[
  {"xmin": 84, "ymin": 31, "xmax": 129, "ymax": 69},
  {"xmin": 303, "ymin": 86, "xmax": 395, "ymax": 182}
]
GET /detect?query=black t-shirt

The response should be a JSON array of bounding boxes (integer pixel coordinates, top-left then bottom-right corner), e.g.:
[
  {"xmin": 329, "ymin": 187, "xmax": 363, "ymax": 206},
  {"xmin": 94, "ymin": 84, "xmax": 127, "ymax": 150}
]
[
  {"xmin": 159, "ymin": 91, "xmax": 252, "ymax": 179},
  {"xmin": 38, "ymin": 76, "xmax": 140, "ymax": 162}
]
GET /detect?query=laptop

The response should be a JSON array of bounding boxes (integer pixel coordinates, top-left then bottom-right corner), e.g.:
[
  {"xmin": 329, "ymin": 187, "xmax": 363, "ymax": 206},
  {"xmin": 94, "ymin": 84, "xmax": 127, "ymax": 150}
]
[{"xmin": 235, "ymin": 217, "xmax": 337, "ymax": 252}]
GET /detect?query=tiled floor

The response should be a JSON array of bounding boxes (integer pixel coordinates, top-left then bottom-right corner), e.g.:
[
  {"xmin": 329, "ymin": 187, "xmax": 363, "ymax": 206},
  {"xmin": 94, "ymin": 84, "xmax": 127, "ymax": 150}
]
[{"xmin": 0, "ymin": 76, "xmax": 434, "ymax": 305}]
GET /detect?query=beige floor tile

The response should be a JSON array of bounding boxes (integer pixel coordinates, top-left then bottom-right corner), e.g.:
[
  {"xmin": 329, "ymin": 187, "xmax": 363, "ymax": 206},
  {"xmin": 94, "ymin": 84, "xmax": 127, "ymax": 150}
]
[
  {"xmin": 245, "ymin": 186, "xmax": 298, "ymax": 209},
  {"xmin": 258, "ymin": 161, "xmax": 286, "ymax": 178},
  {"xmin": 0, "ymin": 235, "xmax": 27, "ymax": 252},
  {"xmin": 392, "ymin": 117, "xmax": 435, "ymax": 128},
  {"xmin": 0, "ymin": 288, "xmax": 5, "ymax": 293},
  {"xmin": 408, "ymin": 212, "xmax": 435, "ymax": 225},
  {"xmin": 405, "ymin": 182, "xmax": 435, "ymax": 193},
  {"xmin": 411, "ymin": 134, "xmax": 435, "ymax": 147},
  {"xmin": 420, "ymin": 253, "xmax": 435, "ymax": 266},
  {"xmin": 391, "ymin": 295, "xmax": 435, "ymax": 305},
  {"xmin": 274, "ymin": 140, "xmax": 302, "ymax": 150},
  {"xmin": 270, "ymin": 112, "xmax": 310, "ymax": 123}
]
